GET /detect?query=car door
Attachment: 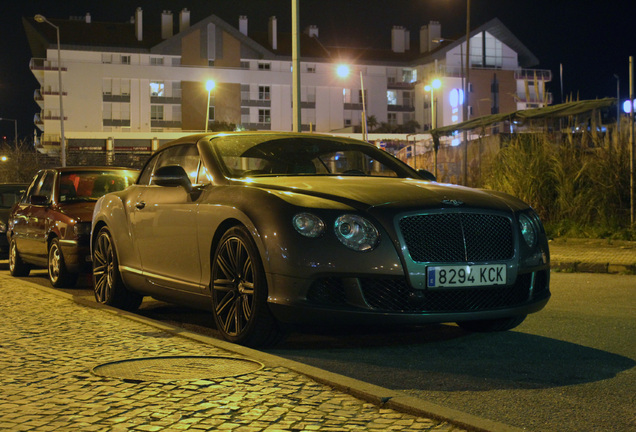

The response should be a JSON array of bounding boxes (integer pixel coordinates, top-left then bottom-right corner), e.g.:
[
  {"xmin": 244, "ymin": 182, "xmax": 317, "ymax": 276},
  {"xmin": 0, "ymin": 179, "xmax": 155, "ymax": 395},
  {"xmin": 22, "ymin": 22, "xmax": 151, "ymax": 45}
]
[
  {"xmin": 131, "ymin": 144, "xmax": 203, "ymax": 293},
  {"xmin": 10, "ymin": 172, "xmax": 43, "ymax": 257},
  {"xmin": 27, "ymin": 170, "xmax": 56, "ymax": 259}
]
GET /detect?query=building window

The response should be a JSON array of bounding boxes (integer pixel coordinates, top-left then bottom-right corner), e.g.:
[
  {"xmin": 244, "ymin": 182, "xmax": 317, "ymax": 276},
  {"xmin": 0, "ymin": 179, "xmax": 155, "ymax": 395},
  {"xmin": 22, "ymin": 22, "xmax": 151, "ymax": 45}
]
[
  {"xmin": 258, "ymin": 109, "xmax": 271, "ymax": 124},
  {"xmin": 258, "ymin": 62, "xmax": 271, "ymax": 70},
  {"xmin": 258, "ymin": 86, "xmax": 271, "ymax": 101},
  {"xmin": 101, "ymin": 54, "xmax": 112, "ymax": 64},
  {"xmin": 306, "ymin": 64, "xmax": 316, "ymax": 73},
  {"xmin": 208, "ymin": 106, "xmax": 215, "ymax": 122},
  {"xmin": 241, "ymin": 61, "xmax": 250, "ymax": 69},
  {"xmin": 387, "ymin": 90, "xmax": 397, "ymax": 105},
  {"xmin": 151, "ymin": 105, "xmax": 164, "ymax": 120},
  {"xmin": 121, "ymin": 55, "xmax": 131, "ymax": 65},
  {"xmin": 150, "ymin": 82, "xmax": 165, "ymax": 97},
  {"xmin": 388, "ymin": 113, "xmax": 397, "ymax": 124},
  {"xmin": 403, "ymin": 91, "xmax": 413, "ymax": 108},
  {"xmin": 151, "ymin": 57, "xmax": 164, "ymax": 66}
]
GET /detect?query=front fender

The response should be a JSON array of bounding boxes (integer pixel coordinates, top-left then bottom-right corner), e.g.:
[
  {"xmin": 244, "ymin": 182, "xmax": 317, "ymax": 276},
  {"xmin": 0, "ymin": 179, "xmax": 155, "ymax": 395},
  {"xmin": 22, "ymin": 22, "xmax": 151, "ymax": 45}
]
[{"xmin": 92, "ymin": 189, "xmax": 141, "ymax": 273}]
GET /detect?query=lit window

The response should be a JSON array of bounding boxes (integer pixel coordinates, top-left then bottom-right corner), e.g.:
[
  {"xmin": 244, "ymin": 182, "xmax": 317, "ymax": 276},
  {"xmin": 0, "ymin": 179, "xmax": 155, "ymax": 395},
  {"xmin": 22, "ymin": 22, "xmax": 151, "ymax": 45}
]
[{"xmin": 150, "ymin": 82, "xmax": 165, "ymax": 97}]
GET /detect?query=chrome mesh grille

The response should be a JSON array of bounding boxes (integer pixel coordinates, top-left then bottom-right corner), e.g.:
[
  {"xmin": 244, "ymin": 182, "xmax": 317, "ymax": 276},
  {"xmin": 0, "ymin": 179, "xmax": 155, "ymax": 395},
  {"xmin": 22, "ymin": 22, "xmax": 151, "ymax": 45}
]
[{"xmin": 399, "ymin": 213, "xmax": 514, "ymax": 262}]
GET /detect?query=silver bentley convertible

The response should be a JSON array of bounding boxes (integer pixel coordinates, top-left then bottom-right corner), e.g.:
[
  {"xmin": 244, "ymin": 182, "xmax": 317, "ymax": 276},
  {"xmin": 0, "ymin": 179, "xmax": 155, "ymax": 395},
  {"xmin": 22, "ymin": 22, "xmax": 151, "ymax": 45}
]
[{"xmin": 91, "ymin": 132, "xmax": 550, "ymax": 347}]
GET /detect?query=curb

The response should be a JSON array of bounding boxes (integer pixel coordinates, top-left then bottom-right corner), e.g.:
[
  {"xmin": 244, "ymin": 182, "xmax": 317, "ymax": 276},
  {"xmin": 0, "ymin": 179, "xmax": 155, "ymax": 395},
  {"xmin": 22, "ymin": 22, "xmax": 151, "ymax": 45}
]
[
  {"xmin": 551, "ymin": 260, "xmax": 636, "ymax": 274},
  {"xmin": 18, "ymin": 277, "xmax": 524, "ymax": 432}
]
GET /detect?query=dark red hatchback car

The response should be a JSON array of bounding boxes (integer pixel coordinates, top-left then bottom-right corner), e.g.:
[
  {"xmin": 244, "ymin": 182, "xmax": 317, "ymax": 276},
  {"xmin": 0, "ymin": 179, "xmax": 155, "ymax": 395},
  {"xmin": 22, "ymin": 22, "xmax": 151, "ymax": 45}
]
[{"xmin": 7, "ymin": 167, "xmax": 138, "ymax": 287}]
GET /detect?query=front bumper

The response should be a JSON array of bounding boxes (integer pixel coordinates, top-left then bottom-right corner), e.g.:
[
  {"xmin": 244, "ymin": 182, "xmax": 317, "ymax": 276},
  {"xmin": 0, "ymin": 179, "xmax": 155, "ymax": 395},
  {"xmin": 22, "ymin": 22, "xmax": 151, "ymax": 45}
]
[
  {"xmin": 59, "ymin": 239, "xmax": 92, "ymax": 273},
  {"xmin": 266, "ymin": 268, "xmax": 550, "ymax": 325}
]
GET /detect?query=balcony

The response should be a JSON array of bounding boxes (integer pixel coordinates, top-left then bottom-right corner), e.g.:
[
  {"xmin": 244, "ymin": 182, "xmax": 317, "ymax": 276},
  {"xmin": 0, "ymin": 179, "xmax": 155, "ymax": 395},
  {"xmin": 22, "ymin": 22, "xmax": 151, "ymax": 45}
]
[{"xmin": 30, "ymin": 58, "xmax": 67, "ymax": 72}]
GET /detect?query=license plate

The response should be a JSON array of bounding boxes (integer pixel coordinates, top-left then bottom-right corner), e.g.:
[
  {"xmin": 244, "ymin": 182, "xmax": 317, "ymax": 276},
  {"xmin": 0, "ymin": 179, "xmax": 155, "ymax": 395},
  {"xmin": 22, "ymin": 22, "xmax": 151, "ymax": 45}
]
[{"xmin": 427, "ymin": 264, "xmax": 506, "ymax": 288}]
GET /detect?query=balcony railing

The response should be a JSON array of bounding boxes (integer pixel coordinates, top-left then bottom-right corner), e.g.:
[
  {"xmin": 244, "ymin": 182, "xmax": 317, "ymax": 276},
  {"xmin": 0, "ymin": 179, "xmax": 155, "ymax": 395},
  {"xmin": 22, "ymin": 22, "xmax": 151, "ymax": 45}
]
[{"xmin": 30, "ymin": 58, "xmax": 67, "ymax": 71}]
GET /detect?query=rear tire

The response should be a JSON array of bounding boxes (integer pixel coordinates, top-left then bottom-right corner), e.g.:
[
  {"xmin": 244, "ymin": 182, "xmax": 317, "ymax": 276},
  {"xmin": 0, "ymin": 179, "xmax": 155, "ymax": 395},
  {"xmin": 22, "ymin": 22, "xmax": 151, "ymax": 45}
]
[
  {"xmin": 211, "ymin": 225, "xmax": 284, "ymax": 347},
  {"xmin": 9, "ymin": 238, "xmax": 30, "ymax": 277},
  {"xmin": 92, "ymin": 226, "xmax": 142, "ymax": 311},
  {"xmin": 457, "ymin": 315, "xmax": 527, "ymax": 332},
  {"xmin": 48, "ymin": 238, "xmax": 78, "ymax": 288}
]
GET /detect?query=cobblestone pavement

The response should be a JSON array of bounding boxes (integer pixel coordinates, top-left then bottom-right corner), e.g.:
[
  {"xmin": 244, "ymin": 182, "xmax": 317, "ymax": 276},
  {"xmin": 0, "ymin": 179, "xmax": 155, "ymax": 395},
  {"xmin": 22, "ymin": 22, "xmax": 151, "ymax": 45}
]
[{"xmin": 0, "ymin": 275, "xmax": 471, "ymax": 432}]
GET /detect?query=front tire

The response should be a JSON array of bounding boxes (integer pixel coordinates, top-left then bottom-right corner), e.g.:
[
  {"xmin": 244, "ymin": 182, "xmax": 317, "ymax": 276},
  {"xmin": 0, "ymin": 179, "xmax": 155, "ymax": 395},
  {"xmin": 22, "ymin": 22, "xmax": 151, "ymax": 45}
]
[
  {"xmin": 9, "ymin": 238, "xmax": 30, "ymax": 277},
  {"xmin": 48, "ymin": 238, "xmax": 78, "ymax": 288},
  {"xmin": 211, "ymin": 225, "xmax": 283, "ymax": 347},
  {"xmin": 457, "ymin": 315, "xmax": 527, "ymax": 332},
  {"xmin": 93, "ymin": 226, "xmax": 142, "ymax": 311}
]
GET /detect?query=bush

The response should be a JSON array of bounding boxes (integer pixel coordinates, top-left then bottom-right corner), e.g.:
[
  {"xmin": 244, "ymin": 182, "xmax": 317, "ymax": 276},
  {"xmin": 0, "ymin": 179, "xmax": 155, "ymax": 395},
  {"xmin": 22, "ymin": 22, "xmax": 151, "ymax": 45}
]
[{"xmin": 483, "ymin": 131, "xmax": 634, "ymax": 240}]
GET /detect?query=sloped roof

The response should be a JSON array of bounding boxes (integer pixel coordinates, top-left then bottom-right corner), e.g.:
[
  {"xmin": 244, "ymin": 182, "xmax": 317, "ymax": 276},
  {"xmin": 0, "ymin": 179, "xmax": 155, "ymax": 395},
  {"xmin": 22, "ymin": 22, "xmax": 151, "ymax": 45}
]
[
  {"xmin": 415, "ymin": 18, "xmax": 539, "ymax": 68},
  {"xmin": 23, "ymin": 13, "xmax": 539, "ymax": 68}
]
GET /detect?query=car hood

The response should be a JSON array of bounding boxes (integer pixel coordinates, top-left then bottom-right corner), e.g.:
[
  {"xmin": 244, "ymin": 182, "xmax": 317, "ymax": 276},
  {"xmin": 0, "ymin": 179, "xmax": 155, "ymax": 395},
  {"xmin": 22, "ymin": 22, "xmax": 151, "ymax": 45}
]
[
  {"xmin": 57, "ymin": 201, "xmax": 97, "ymax": 223},
  {"xmin": 245, "ymin": 177, "xmax": 529, "ymax": 213}
]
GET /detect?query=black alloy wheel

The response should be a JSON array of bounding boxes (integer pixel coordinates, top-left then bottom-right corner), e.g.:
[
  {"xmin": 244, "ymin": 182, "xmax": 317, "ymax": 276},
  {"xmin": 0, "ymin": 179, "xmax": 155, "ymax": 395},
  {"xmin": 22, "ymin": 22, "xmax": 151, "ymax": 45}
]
[
  {"xmin": 211, "ymin": 225, "xmax": 282, "ymax": 347},
  {"xmin": 92, "ymin": 226, "xmax": 142, "ymax": 311},
  {"xmin": 48, "ymin": 238, "xmax": 78, "ymax": 288},
  {"xmin": 9, "ymin": 238, "xmax": 30, "ymax": 277}
]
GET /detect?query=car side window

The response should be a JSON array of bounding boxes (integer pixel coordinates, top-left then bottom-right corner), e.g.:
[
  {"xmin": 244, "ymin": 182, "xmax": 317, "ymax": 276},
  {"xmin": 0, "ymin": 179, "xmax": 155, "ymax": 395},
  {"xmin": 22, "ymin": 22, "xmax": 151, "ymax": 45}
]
[
  {"xmin": 138, "ymin": 155, "xmax": 159, "ymax": 186},
  {"xmin": 150, "ymin": 144, "xmax": 201, "ymax": 186},
  {"xmin": 36, "ymin": 171, "xmax": 56, "ymax": 203},
  {"xmin": 22, "ymin": 173, "xmax": 43, "ymax": 204}
]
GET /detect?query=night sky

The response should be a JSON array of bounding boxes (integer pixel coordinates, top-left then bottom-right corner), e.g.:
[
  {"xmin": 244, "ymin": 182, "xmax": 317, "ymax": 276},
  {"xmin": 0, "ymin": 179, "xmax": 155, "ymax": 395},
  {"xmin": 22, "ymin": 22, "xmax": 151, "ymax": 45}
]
[{"xmin": 1, "ymin": 0, "xmax": 634, "ymax": 140}]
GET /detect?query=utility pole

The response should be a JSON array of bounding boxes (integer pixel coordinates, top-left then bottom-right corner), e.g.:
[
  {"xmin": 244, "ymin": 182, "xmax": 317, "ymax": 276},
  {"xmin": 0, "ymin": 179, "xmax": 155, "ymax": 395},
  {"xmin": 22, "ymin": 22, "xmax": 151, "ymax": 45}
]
[
  {"xmin": 291, "ymin": 0, "xmax": 301, "ymax": 132},
  {"xmin": 630, "ymin": 56, "xmax": 634, "ymax": 226}
]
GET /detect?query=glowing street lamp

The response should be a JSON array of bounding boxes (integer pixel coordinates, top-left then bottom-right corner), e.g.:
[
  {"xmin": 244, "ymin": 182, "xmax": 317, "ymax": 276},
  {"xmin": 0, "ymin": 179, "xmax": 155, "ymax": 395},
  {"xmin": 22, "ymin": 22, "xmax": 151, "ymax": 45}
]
[
  {"xmin": 34, "ymin": 14, "xmax": 66, "ymax": 167},
  {"xmin": 205, "ymin": 80, "xmax": 215, "ymax": 132}
]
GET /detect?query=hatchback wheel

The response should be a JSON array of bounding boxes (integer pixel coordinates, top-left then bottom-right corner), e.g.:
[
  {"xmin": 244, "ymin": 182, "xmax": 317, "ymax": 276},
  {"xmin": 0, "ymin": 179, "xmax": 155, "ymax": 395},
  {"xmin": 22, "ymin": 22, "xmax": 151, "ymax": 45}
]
[
  {"xmin": 93, "ymin": 226, "xmax": 142, "ymax": 311},
  {"xmin": 211, "ymin": 226, "xmax": 283, "ymax": 347},
  {"xmin": 48, "ymin": 238, "xmax": 78, "ymax": 288},
  {"xmin": 9, "ymin": 238, "xmax": 30, "ymax": 277}
]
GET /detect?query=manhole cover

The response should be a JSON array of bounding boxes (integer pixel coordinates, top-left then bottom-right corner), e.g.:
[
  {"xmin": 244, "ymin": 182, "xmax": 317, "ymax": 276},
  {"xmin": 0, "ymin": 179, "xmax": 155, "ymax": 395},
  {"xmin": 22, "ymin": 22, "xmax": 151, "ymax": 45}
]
[{"xmin": 92, "ymin": 356, "xmax": 264, "ymax": 382}]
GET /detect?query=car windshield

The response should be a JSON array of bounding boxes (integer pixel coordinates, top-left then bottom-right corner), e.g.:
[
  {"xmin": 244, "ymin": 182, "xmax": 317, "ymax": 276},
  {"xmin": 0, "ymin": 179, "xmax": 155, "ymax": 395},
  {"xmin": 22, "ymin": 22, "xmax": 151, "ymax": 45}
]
[
  {"xmin": 209, "ymin": 135, "xmax": 418, "ymax": 179},
  {"xmin": 59, "ymin": 170, "xmax": 138, "ymax": 203},
  {"xmin": 0, "ymin": 185, "xmax": 27, "ymax": 209}
]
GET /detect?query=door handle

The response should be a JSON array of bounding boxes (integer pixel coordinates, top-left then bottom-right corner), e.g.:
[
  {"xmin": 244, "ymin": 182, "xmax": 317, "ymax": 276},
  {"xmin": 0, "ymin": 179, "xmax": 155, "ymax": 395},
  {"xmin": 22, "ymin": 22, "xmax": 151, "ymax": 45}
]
[{"xmin": 135, "ymin": 201, "xmax": 146, "ymax": 210}]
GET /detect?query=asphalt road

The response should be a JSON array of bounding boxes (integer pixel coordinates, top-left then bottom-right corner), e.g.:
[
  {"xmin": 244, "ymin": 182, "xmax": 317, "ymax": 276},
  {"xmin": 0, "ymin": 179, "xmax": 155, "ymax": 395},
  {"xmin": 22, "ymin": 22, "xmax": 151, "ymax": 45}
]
[{"xmin": 9, "ymin": 267, "xmax": 636, "ymax": 432}]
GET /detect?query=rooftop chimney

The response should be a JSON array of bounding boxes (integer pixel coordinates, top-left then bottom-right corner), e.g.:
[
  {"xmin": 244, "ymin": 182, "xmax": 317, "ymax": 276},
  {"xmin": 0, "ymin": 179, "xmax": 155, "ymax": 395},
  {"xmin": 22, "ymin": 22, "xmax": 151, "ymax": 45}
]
[
  {"xmin": 268, "ymin": 16, "xmax": 277, "ymax": 50},
  {"xmin": 135, "ymin": 7, "xmax": 143, "ymax": 41},
  {"xmin": 85, "ymin": 13, "xmax": 91, "ymax": 24},
  {"xmin": 239, "ymin": 16, "xmax": 248, "ymax": 36},
  {"xmin": 161, "ymin": 10, "xmax": 173, "ymax": 39},
  {"xmin": 179, "ymin": 9, "xmax": 190, "ymax": 32},
  {"xmin": 420, "ymin": 21, "xmax": 441, "ymax": 53},
  {"xmin": 391, "ymin": 26, "xmax": 406, "ymax": 53}
]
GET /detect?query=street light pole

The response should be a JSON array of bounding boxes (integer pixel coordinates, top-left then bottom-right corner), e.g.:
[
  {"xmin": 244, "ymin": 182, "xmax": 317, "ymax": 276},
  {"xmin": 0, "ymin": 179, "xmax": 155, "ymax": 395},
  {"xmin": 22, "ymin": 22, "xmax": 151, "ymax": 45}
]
[
  {"xmin": 0, "ymin": 118, "xmax": 18, "ymax": 147},
  {"xmin": 291, "ymin": 0, "xmax": 301, "ymax": 132},
  {"xmin": 425, "ymin": 79, "xmax": 442, "ymax": 177},
  {"xmin": 205, "ymin": 80, "xmax": 215, "ymax": 132},
  {"xmin": 35, "ymin": 14, "xmax": 66, "ymax": 167},
  {"xmin": 360, "ymin": 71, "xmax": 368, "ymax": 141},
  {"xmin": 462, "ymin": 0, "xmax": 470, "ymax": 186}
]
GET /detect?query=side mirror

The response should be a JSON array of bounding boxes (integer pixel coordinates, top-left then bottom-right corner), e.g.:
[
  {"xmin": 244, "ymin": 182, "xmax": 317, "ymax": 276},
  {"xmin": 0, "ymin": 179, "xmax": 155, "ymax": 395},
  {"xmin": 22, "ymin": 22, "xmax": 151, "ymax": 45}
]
[
  {"xmin": 152, "ymin": 165, "xmax": 192, "ymax": 192},
  {"xmin": 417, "ymin": 169, "xmax": 437, "ymax": 182},
  {"xmin": 29, "ymin": 195, "xmax": 49, "ymax": 206}
]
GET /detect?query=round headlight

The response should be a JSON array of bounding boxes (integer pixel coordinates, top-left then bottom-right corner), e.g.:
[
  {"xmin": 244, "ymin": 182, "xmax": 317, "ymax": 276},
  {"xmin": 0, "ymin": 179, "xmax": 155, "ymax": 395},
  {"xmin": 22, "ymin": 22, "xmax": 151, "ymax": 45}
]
[
  {"xmin": 334, "ymin": 214, "xmax": 379, "ymax": 251},
  {"xmin": 519, "ymin": 213, "xmax": 537, "ymax": 248},
  {"xmin": 293, "ymin": 213, "xmax": 325, "ymax": 238}
]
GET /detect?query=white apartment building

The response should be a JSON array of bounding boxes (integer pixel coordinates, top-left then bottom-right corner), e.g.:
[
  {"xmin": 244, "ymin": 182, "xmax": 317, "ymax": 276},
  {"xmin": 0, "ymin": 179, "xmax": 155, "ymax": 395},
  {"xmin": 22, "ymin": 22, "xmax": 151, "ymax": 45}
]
[{"xmin": 23, "ymin": 7, "xmax": 551, "ymax": 159}]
